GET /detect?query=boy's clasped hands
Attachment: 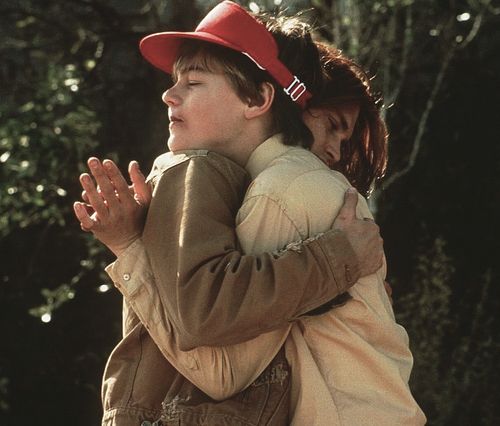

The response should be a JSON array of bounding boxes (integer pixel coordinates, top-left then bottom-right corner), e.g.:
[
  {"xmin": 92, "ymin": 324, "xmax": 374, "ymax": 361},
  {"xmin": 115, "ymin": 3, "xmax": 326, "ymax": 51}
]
[{"xmin": 73, "ymin": 157, "xmax": 152, "ymax": 256}]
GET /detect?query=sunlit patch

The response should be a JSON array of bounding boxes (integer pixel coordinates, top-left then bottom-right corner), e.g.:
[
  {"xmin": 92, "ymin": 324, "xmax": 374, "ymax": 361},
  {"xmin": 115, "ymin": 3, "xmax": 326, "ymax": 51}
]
[
  {"xmin": 20, "ymin": 136, "xmax": 30, "ymax": 147},
  {"xmin": 85, "ymin": 59, "xmax": 96, "ymax": 70},
  {"xmin": 248, "ymin": 2, "xmax": 260, "ymax": 13},
  {"xmin": 456, "ymin": 12, "xmax": 471, "ymax": 22},
  {"xmin": 41, "ymin": 313, "xmax": 52, "ymax": 323},
  {"xmin": 98, "ymin": 284, "xmax": 111, "ymax": 293}
]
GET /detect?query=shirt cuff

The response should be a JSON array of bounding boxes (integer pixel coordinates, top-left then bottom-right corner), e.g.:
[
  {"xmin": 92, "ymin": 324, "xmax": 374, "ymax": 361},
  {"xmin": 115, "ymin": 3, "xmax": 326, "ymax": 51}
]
[{"xmin": 105, "ymin": 238, "xmax": 152, "ymax": 298}]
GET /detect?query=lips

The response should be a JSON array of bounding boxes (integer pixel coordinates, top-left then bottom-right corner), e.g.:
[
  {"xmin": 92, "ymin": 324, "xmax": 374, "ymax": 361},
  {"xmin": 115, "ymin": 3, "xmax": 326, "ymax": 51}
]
[
  {"xmin": 168, "ymin": 113, "xmax": 183, "ymax": 130},
  {"xmin": 169, "ymin": 114, "xmax": 182, "ymax": 123}
]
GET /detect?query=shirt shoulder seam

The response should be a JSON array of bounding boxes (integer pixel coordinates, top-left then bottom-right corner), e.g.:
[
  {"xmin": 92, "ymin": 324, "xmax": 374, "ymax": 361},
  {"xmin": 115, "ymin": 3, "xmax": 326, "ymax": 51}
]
[{"xmin": 240, "ymin": 193, "xmax": 302, "ymax": 238}]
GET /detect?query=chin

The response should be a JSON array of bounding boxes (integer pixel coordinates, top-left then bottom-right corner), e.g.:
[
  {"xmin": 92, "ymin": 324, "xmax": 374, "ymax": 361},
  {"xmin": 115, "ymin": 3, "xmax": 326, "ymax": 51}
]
[{"xmin": 167, "ymin": 137, "xmax": 186, "ymax": 153}]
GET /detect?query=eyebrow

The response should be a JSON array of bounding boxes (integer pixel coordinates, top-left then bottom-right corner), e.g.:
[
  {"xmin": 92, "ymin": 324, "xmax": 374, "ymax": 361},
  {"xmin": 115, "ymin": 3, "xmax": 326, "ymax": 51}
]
[
  {"xmin": 184, "ymin": 64, "xmax": 209, "ymax": 73},
  {"xmin": 173, "ymin": 63, "xmax": 210, "ymax": 81}
]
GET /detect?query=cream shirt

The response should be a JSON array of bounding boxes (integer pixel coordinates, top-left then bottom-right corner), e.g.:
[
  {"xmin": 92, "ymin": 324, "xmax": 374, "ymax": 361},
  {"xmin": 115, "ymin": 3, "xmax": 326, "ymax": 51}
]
[{"xmin": 235, "ymin": 135, "xmax": 426, "ymax": 425}]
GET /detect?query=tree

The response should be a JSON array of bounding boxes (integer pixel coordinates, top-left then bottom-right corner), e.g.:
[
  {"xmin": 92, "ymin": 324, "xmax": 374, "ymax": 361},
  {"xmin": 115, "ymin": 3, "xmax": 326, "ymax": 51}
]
[{"xmin": 1, "ymin": 0, "xmax": 499, "ymax": 424}]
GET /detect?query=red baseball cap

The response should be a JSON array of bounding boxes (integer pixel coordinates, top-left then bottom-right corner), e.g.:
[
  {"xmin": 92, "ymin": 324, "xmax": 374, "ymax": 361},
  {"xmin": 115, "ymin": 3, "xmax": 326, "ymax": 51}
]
[{"xmin": 139, "ymin": 0, "xmax": 312, "ymax": 108}]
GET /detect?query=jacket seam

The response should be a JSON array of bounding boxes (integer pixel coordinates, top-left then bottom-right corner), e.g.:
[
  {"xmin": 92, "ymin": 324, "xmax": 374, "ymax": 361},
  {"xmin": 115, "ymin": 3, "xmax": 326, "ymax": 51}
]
[{"xmin": 125, "ymin": 324, "xmax": 146, "ymax": 406}]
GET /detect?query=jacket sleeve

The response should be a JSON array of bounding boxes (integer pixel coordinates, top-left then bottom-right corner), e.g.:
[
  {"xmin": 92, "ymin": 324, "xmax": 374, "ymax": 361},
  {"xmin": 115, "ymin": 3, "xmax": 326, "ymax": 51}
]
[
  {"xmin": 109, "ymin": 152, "xmax": 360, "ymax": 351},
  {"xmin": 106, "ymin": 239, "xmax": 290, "ymax": 400}
]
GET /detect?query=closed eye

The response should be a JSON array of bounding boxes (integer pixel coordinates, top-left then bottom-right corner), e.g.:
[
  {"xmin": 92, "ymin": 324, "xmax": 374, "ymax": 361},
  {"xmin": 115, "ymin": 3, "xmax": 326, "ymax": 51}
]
[{"xmin": 328, "ymin": 117, "xmax": 339, "ymax": 131}]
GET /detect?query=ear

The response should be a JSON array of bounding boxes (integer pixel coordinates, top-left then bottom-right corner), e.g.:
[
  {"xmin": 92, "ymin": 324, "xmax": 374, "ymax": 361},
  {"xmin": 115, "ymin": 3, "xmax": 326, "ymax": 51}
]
[{"xmin": 244, "ymin": 82, "xmax": 275, "ymax": 120}]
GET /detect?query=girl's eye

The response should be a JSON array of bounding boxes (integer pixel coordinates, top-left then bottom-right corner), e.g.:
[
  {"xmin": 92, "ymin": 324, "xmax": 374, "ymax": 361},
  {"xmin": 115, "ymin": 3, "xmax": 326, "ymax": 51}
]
[
  {"xmin": 328, "ymin": 118, "xmax": 339, "ymax": 131},
  {"xmin": 188, "ymin": 81, "xmax": 200, "ymax": 86}
]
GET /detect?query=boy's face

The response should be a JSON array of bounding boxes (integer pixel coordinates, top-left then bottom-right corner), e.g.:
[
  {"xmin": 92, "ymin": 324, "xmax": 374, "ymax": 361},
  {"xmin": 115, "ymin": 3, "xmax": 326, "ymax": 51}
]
[{"xmin": 163, "ymin": 55, "xmax": 248, "ymax": 157}]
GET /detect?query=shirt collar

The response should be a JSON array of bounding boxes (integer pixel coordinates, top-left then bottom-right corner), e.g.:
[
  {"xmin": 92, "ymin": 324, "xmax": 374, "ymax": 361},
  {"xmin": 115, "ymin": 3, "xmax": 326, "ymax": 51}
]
[{"xmin": 245, "ymin": 133, "xmax": 293, "ymax": 179}]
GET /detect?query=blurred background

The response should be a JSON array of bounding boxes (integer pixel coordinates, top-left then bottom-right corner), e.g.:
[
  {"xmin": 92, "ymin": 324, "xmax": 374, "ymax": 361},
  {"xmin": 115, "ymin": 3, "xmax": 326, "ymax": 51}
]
[{"xmin": 1, "ymin": 0, "xmax": 499, "ymax": 424}]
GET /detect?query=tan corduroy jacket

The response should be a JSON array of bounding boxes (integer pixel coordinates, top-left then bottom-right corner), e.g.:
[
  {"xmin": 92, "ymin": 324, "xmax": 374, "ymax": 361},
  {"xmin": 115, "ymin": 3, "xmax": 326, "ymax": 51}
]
[{"xmin": 102, "ymin": 151, "xmax": 361, "ymax": 425}]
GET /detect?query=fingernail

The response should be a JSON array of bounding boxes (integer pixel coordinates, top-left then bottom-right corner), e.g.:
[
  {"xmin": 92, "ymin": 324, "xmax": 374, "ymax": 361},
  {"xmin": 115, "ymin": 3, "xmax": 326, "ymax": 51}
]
[
  {"xmin": 89, "ymin": 159, "xmax": 98, "ymax": 168},
  {"xmin": 347, "ymin": 187, "xmax": 357, "ymax": 194},
  {"xmin": 103, "ymin": 161, "xmax": 112, "ymax": 170}
]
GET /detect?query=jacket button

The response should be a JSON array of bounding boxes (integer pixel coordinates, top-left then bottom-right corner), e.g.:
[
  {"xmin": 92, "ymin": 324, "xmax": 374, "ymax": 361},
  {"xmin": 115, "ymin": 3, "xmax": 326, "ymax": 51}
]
[{"xmin": 141, "ymin": 422, "xmax": 152, "ymax": 426}]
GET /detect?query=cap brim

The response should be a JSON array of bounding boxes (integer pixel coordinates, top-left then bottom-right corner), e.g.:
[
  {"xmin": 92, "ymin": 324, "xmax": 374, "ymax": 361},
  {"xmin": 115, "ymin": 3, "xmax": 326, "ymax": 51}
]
[{"xmin": 139, "ymin": 31, "xmax": 244, "ymax": 75}]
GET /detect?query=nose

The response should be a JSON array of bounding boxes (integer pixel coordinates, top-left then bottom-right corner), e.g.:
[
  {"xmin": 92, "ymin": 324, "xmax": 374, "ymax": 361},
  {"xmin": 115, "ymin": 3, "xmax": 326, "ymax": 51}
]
[
  {"xmin": 162, "ymin": 85, "xmax": 180, "ymax": 107},
  {"xmin": 323, "ymin": 138, "xmax": 343, "ymax": 168}
]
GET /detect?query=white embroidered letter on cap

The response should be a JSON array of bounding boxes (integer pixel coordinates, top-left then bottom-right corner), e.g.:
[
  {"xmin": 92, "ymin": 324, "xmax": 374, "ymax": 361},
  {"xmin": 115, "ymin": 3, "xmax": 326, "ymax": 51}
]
[{"xmin": 284, "ymin": 76, "xmax": 307, "ymax": 102}]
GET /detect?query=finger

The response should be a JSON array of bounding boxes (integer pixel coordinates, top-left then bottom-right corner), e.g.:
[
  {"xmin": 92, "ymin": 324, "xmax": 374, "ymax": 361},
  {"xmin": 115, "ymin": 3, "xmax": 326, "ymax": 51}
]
[
  {"xmin": 102, "ymin": 159, "xmax": 134, "ymax": 205},
  {"xmin": 87, "ymin": 157, "xmax": 120, "ymax": 210},
  {"xmin": 129, "ymin": 161, "xmax": 152, "ymax": 205},
  {"xmin": 78, "ymin": 201, "xmax": 95, "ymax": 216},
  {"xmin": 73, "ymin": 201, "xmax": 97, "ymax": 231},
  {"xmin": 81, "ymin": 190, "xmax": 90, "ymax": 204},
  {"xmin": 334, "ymin": 188, "xmax": 358, "ymax": 227},
  {"xmin": 80, "ymin": 173, "xmax": 109, "ymax": 219},
  {"xmin": 83, "ymin": 187, "xmax": 105, "ymax": 203}
]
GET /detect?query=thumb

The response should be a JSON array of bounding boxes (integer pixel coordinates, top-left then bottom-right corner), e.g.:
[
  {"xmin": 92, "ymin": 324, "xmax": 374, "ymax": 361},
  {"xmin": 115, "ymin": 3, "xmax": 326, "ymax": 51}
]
[
  {"xmin": 333, "ymin": 188, "xmax": 358, "ymax": 229},
  {"xmin": 129, "ymin": 161, "xmax": 152, "ymax": 205}
]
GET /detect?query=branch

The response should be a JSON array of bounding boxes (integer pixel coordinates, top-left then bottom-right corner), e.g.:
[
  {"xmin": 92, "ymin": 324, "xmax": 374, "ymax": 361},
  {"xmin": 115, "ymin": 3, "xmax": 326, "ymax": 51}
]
[
  {"xmin": 381, "ymin": 11, "xmax": 397, "ymax": 115},
  {"xmin": 458, "ymin": 7, "xmax": 485, "ymax": 50},
  {"xmin": 381, "ymin": 44, "xmax": 456, "ymax": 192},
  {"xmin": 381, "ymin": 2, "xmax": 488, "ymax": 193},
  {"xmin": 345, "ymin": 0, "xmax": 361, "ymax": 56},
  {"xmin": 330, "ymin": 1, "xmax": 342, "ymax": 47},
  {"xmin": 385, "ymin": 5, "xmax": 413, "ymax": 108}
]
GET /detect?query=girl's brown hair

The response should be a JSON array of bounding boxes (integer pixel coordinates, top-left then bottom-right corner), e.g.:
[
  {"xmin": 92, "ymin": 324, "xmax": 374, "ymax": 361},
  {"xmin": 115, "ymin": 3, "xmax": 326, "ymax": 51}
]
[{"xmin": 311, "ymin": 42, "xmax": 388, "ymax": 196}]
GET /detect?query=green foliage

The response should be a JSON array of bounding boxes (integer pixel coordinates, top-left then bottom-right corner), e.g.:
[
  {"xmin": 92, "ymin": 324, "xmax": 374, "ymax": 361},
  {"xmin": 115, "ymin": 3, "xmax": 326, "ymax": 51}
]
[
  {"xmin": 0, "ymin": 1, "xmax": 103, "ymax": 237},
  {"xmin": 397, "ymin": 237, "xmax": 500, "ymax": 425},
  {"xmin": 0, "ymin": 62, "xmax": 99, "ymax": 237},
  {"xmin": 397, "ymin": 236, "xmax": 455, "ymax": 420},
  {"xmin": 0, "ymin": 2, "xmax": 107, "ymax": 324},
  {"xmin": 28, "ymin": 233, "xmax": 112, "ymax": 322}
]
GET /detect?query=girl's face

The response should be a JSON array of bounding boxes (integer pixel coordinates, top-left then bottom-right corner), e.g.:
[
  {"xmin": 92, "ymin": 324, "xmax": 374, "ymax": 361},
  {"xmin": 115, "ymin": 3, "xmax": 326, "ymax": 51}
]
[{"xmin": 303, "ymin": 104, "xmax": 360, "ymax": 168}]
